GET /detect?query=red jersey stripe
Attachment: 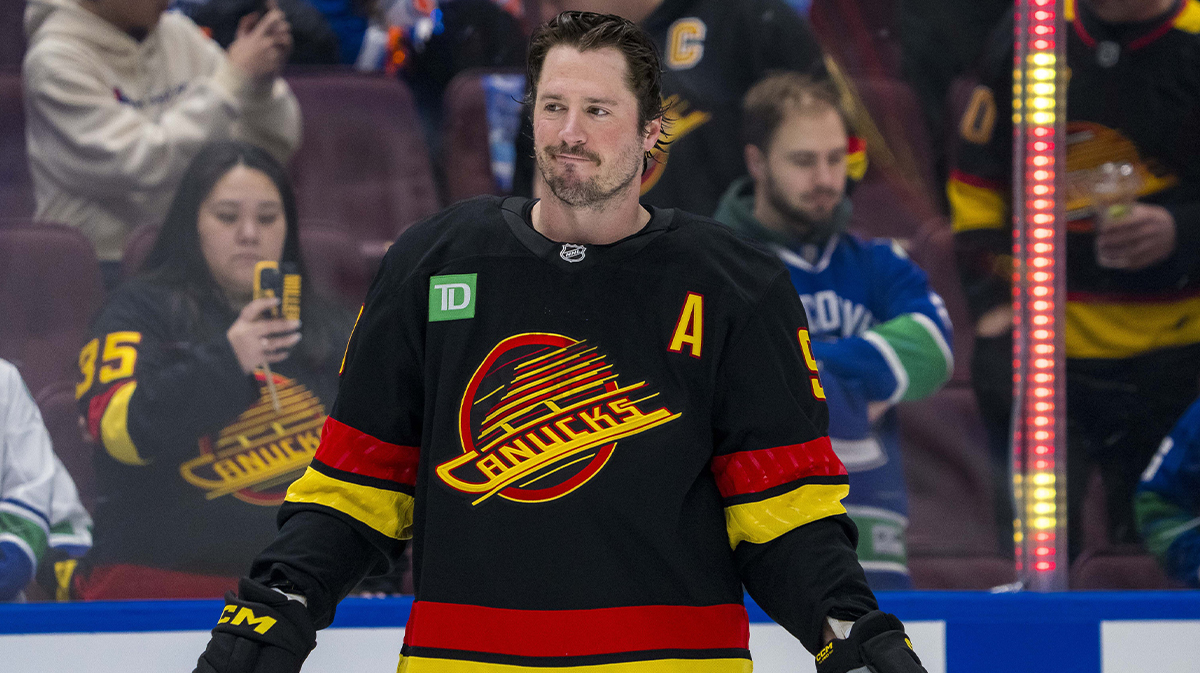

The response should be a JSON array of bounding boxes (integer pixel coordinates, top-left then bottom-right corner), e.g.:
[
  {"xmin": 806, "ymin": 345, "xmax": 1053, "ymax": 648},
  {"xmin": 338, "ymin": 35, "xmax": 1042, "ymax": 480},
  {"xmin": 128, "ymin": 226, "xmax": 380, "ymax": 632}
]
[
  {"xmin": 710, "ymin": 437, "xmax": 846, "ymax": 499},
  {"xmin": 402, "ymin": 602, "xmax": 750, "ymax": 656},
  {"xmin": 86, "ymin": 381, "xmax": 131, "ymax": 442},
  {"xmin": 315, "ymin": 417, "xmax": 419, "ymax": 487},
  {"xmin": 949, "ymin": 169, "xmax": 1004, "ymax": 192}
]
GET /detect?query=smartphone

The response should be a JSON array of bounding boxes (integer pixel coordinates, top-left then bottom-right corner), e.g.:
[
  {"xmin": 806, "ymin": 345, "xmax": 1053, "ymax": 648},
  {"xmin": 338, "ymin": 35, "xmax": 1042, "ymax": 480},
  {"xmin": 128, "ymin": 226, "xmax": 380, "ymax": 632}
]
[{"xmin": 253, "ymin": 261, "xmax": 301, "ymax": 322}]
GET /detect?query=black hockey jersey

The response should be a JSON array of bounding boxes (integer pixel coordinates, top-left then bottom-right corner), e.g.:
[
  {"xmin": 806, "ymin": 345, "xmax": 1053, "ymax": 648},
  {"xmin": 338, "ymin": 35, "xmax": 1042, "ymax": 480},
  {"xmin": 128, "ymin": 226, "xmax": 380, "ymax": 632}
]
[
  {"xmin": 949, "ymin": 0, "xmax": 1200, "ymax": 359},
  {"xmin": 265, "ymin": 196, "xmax": 876, "ymax": 670},
  {"xmin": 76, "ymin": 280, "xmax": 343, "ymax": 578}
]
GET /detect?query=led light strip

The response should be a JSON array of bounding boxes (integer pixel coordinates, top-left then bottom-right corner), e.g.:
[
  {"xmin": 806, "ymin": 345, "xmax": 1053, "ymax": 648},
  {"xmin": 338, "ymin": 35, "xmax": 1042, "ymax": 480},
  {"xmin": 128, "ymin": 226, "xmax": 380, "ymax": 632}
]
[{"xmin": 1012, "ymin": 0, "xmax": 1068, "ymax": 591}]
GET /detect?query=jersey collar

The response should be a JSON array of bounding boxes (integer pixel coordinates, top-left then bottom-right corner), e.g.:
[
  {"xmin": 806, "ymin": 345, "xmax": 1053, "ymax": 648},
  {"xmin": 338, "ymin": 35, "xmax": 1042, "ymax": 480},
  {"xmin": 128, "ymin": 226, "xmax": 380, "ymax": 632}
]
[
  {"xmin": 1071, "ymin": 0, "xmax": 1187, "ymax": 51},
  {"xmin": 499, "ymin": 197, "xmax": 674, "ymax": 271}
]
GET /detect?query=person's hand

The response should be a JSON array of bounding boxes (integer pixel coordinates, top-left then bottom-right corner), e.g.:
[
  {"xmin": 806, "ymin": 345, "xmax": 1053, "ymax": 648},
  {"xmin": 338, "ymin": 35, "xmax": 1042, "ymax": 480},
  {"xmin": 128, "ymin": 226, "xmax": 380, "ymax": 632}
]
[
  {"xmin": 1095, "ymin": 203, "xmax": 1177, "ymax": 270},
  {"xmin": 815, "ymin": 611, "xmax": 926, "ymax": 673},
  {"xmin": 227, "ymin": 297, "xmax": 302, "ymax": 375},
  {"xmin": 226, "ymin": 3, "xmax": 293, "ymax": 81},
  {"xmin": 974, "ymin": 304, "xmax": 1013, "ymax": 338},
  {"xmin": 193, "ymin": 578, "xmax": 316, "ymax": 673}
]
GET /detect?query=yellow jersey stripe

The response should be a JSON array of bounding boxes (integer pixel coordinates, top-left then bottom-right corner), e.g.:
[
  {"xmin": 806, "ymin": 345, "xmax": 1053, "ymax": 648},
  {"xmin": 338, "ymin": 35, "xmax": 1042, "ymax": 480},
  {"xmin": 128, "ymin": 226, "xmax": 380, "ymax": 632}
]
[
  {"xmin": 397, "ymin": 656, "xmax": 753, "ymax": 673},
  {"xmin": 1065, "ymin": 296, "xmax": 1200, "ymax": 359},
  {"xmin": 724, "ymin": 483, "xmax": 849, "ymax": 549},
  {"xmin": 285, "ymin": 467, "xmax": 415, "ymax": 540},
  {"xmin": 100, "ymin": 382, "xmax": 149, "ymax": 466},
  {"xmin": 1176, "ymin": 0, "xmax": 1200, "ymax": 33},
  {"xmin": 948, "ymin": 177, "xmax": 1007, "ymax": 233}
]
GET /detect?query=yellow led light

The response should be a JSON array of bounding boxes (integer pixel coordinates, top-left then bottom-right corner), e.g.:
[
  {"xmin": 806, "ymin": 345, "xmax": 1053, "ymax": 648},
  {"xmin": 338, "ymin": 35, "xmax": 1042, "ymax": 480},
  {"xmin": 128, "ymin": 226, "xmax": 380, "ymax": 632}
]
[
  {"xmin": 1032, "ymin": 97, "xmax": 1054, "ymax": 110},
  {"xmin": 1032, "ymin": 112, "xmax": 1055, "ymax": 124},
  {"xmin": 1035, "ymin": 488, "xmax": 1054, "ymax": 500},
  {"xmin": 1033, "ymin": 83, "xmax": 1055, "ymax": 95},
  {"xmin": 1034, "ymin": 517, "xmax": 1056, "ymax": 529},
  {"xmin": 1033, "ymin": 68, "xmax": 1055, "ymax": 80},
  {"xmin": 1033, "ymin": 474, "xmax": 1055, "ymax": 485},
  {"xmin": 1034, "ymin": 502, "xmax": 1056, "ymax": 515},
  {"xmin": 1032, "ymin": 53, "xmax": 1056, "ymax": 66}
]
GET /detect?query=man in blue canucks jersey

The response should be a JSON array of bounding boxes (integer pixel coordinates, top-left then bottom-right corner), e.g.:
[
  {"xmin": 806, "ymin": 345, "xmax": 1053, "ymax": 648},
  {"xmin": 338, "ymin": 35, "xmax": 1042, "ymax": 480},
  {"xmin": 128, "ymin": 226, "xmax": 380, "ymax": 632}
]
[
  {"xmin": 715, "ymin": 72, "xmax": 953, "ymax": 590},
  {"xmin": 1136, "ymin": 395, "xmax": 1200, "ymax": 587}
]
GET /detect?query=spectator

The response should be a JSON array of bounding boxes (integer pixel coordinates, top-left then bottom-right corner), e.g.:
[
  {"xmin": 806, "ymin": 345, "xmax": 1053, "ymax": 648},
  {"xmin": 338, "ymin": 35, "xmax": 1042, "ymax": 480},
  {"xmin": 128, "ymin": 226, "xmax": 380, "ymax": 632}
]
[
  {"xmin": 1136, "ymin": 394, "xmax": 1200, "ymax": 587},
  {"xmin": 715, "ymin": 72, "xmax": 953, "ymax": 590},
  {"xmin": 71, "ymin": 141, "xmax": 351, "ymax": 600},
  {"xmin": 23, "ymin": 0, "xmax": 301, "ymax": 286},
  {"xmin": 0, "ymin": 359, "xmax": 93, "ymax": 603},
  {"xmin": 516, "ymin": 0, "xmax": 826, "ymax": 216},
  {"xmin": 949, "ymin": 0, "xmax": 1200, "ymax": 560}
]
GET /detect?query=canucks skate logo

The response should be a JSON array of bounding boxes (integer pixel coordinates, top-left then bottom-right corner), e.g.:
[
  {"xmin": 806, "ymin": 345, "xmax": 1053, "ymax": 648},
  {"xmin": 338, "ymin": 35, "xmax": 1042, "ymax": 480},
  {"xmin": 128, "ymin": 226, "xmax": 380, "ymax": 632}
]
[
  {"xmin": 437, "ymin": 333, "xmax": 680, "ymax": 505},
  {"xmin": 559, "ymin": 244, "xmax": 586, "ymax": 263}
]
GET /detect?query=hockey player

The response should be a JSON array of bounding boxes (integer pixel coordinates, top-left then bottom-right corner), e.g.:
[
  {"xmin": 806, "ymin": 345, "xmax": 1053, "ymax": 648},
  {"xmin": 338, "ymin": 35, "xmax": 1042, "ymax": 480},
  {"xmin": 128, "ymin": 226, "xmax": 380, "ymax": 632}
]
[
  {"xmin": 194, "ymin": 12, "xmax": 926, "ymax": 673},
  {"xmin": 0, "ymin": 359, "xmax": 93, "ymax": 602},
  {"xmin": 519, "ymin": 0, "xmax": 826, "ymax": 216},
  {"xmin": 714, "ymin": 72, "xmax": 954, "ymax": 591},
  {"xmin": 949, "ymin": 0, "xmax": 1200, "ymax": 560},
  {"xmin": 1136, "ymin": 395, "xmax": 1200, "ymax": 587}
]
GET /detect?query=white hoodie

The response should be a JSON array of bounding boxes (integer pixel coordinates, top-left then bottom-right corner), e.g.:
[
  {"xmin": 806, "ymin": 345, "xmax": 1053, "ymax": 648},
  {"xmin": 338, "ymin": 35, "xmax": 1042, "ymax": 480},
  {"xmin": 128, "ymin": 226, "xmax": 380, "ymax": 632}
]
[{"xmin": 23, "ymin": 0, "xmax": 302, "ymax": 261}]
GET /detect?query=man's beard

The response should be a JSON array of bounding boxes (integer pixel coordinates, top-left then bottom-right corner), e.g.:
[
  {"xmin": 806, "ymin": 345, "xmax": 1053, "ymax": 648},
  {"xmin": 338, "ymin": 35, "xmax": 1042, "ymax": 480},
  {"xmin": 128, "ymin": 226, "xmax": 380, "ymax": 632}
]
[
  {"xmin": 537, "ymin": 141, "xmax": 643, "ymax": 209},
  {"xmin": 763, "ymin": 171, "xmax": 842, "ymax": 244}
]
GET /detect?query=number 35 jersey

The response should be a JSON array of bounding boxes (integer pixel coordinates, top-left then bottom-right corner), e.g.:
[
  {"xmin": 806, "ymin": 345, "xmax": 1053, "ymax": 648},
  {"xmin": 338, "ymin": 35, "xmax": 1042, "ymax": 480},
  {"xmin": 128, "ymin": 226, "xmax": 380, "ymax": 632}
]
[{"xmin": 282, "ymin": 196, "xmax": 876, "ymax": 670}]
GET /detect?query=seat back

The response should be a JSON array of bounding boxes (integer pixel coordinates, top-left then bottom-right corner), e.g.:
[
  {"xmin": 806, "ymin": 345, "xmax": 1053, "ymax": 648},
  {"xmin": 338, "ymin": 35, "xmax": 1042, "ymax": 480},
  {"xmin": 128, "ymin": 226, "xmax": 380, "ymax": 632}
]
[
  {"xmin": 0, "ymin": 0, "xmax": 25, "ymax": 70},
  {"xmin": 1070, "ymin": 545, "xmax": 1183, "ymax": 590},
  {"xmin": 900, "ymin": 384, "xmax": 1000, "ymax": 557},
  {"xmin": 287, "ymin": 73, "xmax": 440, "ymax": 251},
  {"xmin": 0, "ymin": 224, "xmax": 103, "ymax": 395},
  {"xmin": 0, "ymin": 73, "xmax": 36, "ymax": 218},
  {"xmin": 441, "ymin": 68, "xmax": 525, "ymax": 203},
  {"xmin": 35, "ymin": 380, "xmax": 97, "ymax": 514}
]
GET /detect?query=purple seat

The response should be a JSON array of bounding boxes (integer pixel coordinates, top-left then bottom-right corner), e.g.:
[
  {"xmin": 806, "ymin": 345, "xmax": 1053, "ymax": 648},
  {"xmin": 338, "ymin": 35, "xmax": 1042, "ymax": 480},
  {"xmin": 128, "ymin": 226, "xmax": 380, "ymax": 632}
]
[
  {"xmin": 909, "ymin": 555, "xmax": 1016, "ymax": 590},
  {"xmin": 1070, "ymin": 545, "xmax": 1184, "ymax": 590},
  {"xmin": 846, "ymin": 76, "xmax": 942, "ymax": 241},
  {"xmin": 119, "ymin": 223, "xmax": 161, "ymax": 280},
  {"xmin": 0, "ymin": 223, "xmax": 104, "ymax": 396},
  {"xmin": 900, "ymin": 384, "xmax": 1000, "ymax": 557},
  {"xmin": 907, "ymin": 222, "xmax": 974, "ymax": 383},
  {"xmin": 811, "ymin": 0, "xmax": 903, "ymax": 78},
  {"xmin": 442, "ymin": 69, "xmax": 510, "ymax": 204},
  {"xmin": 0, "ymin": 0, "xmax": 25, "ymax": 70},
  {"xmin": 0, "ymin": 73, "xmax": 36, "ymax": 219},
  {"xmin": 286, "ymin": 73, "xmax": 440, "ymax": 259},
  {"xmin": 34, "ymin": 380, "xmax": 96, "ymax": 514}
]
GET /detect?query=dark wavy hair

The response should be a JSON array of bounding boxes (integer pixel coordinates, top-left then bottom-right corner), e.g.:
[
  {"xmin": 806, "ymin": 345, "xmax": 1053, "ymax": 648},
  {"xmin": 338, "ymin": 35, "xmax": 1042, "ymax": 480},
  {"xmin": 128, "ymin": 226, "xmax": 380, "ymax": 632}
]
[
  {"xmin": 139, "ymin": 141, "xmax": 346, "ymax": 367},
  {"xmin": 525, "ymin": 11, "xmax": 670, "ymax": 159}
]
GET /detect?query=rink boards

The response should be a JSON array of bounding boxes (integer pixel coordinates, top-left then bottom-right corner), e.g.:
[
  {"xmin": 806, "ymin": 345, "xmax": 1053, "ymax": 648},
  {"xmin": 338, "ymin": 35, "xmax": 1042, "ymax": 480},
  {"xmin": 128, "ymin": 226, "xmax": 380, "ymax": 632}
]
[{"xmin": 2, "ymin": 592, "xmax": 1199, "ymax": 673}]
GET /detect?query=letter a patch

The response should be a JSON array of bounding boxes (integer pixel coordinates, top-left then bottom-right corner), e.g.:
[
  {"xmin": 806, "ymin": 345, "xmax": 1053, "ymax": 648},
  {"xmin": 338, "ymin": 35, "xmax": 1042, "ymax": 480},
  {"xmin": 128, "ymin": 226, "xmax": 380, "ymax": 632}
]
[
  {"xmin": 430, "ymin": 274, "xmax": 477, "ymax": 322},
  {"xmin": 668, "ymin": 292, "xmax": 704, "ymax": 358}
]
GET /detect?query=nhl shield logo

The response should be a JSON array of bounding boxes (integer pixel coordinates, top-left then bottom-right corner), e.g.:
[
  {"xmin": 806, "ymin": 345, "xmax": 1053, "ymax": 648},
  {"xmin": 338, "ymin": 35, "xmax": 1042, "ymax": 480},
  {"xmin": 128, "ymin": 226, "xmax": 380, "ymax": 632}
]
[{"xmin": 560, "ymin": 243, "xmax": 586, "ymax": 263}]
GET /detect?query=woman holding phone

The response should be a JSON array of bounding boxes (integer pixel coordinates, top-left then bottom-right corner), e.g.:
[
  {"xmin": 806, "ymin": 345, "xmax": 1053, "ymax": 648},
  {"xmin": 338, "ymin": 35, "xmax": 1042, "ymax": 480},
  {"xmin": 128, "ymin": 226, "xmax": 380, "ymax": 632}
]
[{"xmin": 71, "ymin": 141, "xmax": 353, "ymax": 600}]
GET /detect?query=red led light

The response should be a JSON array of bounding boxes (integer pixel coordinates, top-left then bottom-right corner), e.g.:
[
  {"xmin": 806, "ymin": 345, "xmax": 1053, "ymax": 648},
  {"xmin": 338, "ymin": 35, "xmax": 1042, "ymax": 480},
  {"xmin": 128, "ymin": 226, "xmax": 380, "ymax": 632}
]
[
  {"xmin": 1032, "ymin": 155, "xmax": 1053, "ymax": 166},
  {"xmin": 1036, "ymin": 532, "xmax": 1053, "ymax": 542},
  {"xmin": 1034, "ymin": 387, "xmax": 1052, "ymax": 397},
  {"xmin": 1035, "ymin": 546, "xmax": 1052, "ymax": 556},
  {"xmin": 1034, "ymin": 373, "xmax": 1054, "ymax": 383},
  {"xmin": 1035, "ymin": 431, "xmax": 1051, "ymax": 440},
  {"xmin": 1034, "ymin": 358, "xmax": 1052, "ymax": 368},
  {"xmin": 1033, "ymin": 286, "xmax": 1050, "ymax": 296},
  {"xmin": 1032, "ymin": 272, "xmax": 1051, "ymax": 283},
  {"xmin": 1036, "ymin": 561, "xmax": 1056, "ymax": 571},
  {"xmin": 1034, "ymin": 445, "xmax": 1050, "ymax": 455},
  {"xmin": 1033, "ymin": 329, "xmax": 1053, "ymax": 339},
  {"xmin": 1034, "ymin": 25, "xmax": 1053, "ymax": 35},
  {"xmin": 1034, "ymin": 170, "xmax": 1051, "ymax": 180},
  {"xmin": 1033, "ymin": 228, "xmax": 1053, "ymax": 238}
]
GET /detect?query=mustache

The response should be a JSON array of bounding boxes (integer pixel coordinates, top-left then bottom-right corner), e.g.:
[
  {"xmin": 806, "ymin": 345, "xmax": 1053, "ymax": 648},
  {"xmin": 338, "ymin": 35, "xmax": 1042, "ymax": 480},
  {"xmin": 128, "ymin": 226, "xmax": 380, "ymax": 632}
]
[
  {"xmin": 544, "ymin": 143, "xmax": 601, "ymax": 163},
  {"xmin": 802, "ymin": 188, "xmax": 842, "ymax": 201}
]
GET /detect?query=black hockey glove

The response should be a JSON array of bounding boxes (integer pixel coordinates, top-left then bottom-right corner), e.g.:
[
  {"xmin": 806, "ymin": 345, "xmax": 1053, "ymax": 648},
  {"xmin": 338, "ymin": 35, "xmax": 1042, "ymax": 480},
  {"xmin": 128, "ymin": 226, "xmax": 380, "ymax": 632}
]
[
  {"xmin": 814, "ymin": 610, "xmax": 926, "ymax": 673},
  {"xmin": 194, "ymin": 578, "xmax": 317, "ymax": 673}
]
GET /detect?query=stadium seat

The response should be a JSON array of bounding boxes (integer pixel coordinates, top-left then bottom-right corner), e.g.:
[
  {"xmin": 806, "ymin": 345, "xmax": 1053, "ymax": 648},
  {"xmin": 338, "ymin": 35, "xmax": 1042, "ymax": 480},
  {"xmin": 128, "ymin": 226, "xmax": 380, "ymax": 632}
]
[
  {"xmin": 811, "ymin": 0, "xmax": 903, "ymax": 78},
  {"xmin": 900, "ymin": 383, "xmax": 1000, "ymax": 558},
  {"xmin": 0, "ymin": 223, "xmax": 104, "ymax": 397},
  {"xmin": 909, "ymin": 555, "xmax": 1016, "ymax": 590},
  {"xmin": 442, "ymin": 69, "xmax": 523, "ymax": 204},
  {"xmin": 846, "ymin": 76, "xmax": 941, "ymax": 241},
  {"xmin": 1070, "ymin": 545, "xmax": 1184, "ymax": 590},
  {"xmin": 34, "ymin": 381, "xmax": 96, "ymax": 514},
  {"xmin": 119, "ymin": 223, "xmax": 161, "ymax": 280},
  {"xmin": 0, "ymin": 73, "xmax": 36, "ymax": 219},
  {"xmin": 0, "ymin": 0, "xmax": 25, "ymax": 71},
  {"xmin": 907, "ymin": 221, "xmax": 974, "ymax": 383},
  {"xmin": 286, "ymin": 73, "xmax": 440, "ymax": 259}
]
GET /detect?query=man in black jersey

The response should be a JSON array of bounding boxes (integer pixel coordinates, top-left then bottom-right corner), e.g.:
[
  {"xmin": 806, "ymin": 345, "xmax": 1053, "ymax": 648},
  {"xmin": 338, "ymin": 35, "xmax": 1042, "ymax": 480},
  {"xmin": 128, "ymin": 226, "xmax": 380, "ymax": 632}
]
[
  {"xmin": 951, "ymin": 0, "xmax": 1200, "ymax": 560},
  {"xmin": 195, "ymin": 12, "xmax": 925, "ymax": 673}
]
